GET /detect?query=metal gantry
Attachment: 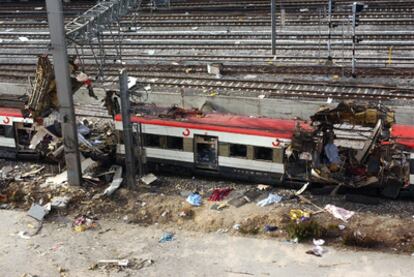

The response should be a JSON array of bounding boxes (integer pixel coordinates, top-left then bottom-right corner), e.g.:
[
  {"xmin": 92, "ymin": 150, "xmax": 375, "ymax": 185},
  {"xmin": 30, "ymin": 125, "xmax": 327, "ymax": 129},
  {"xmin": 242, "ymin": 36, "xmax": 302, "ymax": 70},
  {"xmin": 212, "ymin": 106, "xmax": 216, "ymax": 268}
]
[{"xmin": 65, "ymin": 0, "xmax": 139, "ymax": 44}]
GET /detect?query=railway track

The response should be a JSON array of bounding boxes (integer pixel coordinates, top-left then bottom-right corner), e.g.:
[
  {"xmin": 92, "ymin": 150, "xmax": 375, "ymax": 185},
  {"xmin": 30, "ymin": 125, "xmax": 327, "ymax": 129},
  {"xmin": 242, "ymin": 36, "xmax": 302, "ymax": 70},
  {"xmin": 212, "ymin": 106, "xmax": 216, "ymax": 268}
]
[
  {"xmin": 1, "ymin": 30, "xmax": 414, "ymax": 41},
  {"xmin": 1, "ymin": 63, "xmax": 411, "ymax": 101},
  {"xmin": 0, "ymin": 62, "xmax": 413, "ymax": 80}
]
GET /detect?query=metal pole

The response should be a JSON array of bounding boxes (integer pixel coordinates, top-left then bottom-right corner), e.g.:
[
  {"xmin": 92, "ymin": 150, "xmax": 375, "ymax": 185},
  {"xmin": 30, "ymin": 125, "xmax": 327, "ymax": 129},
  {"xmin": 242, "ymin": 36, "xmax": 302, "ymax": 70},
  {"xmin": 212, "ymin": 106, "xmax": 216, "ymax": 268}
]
[
  {"xmin": 46, "ymin": 0, "xmax": 82, "ymax": 186},
  {"xmin": 119, "ymin": 69, "xmax": 136, "ymax": 186},
  {"xmin": 133, "ymin": 123, "xmax": 144, "ymax": 178},
  {"xmin": 271, "ymin": 0, "xmax": 276, "ymax": 56},
  {"xmin": 327, "ymin": 0, "xmax": 332, "ymax": 60},
  {"xmin": 351, "ymin": 2, "xmax": 356, "ymax": 77}
]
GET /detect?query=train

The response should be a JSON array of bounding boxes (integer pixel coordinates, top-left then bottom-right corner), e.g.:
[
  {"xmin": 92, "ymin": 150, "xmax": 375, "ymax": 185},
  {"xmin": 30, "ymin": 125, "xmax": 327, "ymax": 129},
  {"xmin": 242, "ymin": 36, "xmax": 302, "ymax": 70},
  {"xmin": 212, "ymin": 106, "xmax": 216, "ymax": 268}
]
[
  {"xmin": 1, "ymin": 102, "xmax": 413, "ymax": 198},
  {"xmin": 114, "ymin": 105, "xmax": 414, "ymax": 198},
  {"xmin": 0, "ymin": 107, "xmax": 37, "ymax": 159}
]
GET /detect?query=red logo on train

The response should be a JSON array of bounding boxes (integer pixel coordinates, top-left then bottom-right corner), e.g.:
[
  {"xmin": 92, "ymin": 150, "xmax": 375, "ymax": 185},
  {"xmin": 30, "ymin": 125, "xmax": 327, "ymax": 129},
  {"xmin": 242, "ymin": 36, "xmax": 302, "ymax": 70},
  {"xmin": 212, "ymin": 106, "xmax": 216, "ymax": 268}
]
[
  {"xmin": 272, "ymin": 139, "xmax": 280, "ymax": 147},
  {"xmin": 2, "ymin": 116, "xmax": 10, "ymax": 124},
  {"xmin": 182, "ymin": 128, "xmax": 190, "ymax": 137}
]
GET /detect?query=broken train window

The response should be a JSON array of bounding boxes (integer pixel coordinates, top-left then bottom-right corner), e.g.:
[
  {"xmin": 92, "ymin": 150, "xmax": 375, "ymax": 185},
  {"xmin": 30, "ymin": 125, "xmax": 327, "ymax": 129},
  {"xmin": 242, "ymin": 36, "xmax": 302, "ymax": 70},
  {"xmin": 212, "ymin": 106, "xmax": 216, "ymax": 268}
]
[
  {"xmin": 254, "ymin": 146, "xmax": 272, "ymax": 161},
  {"xmin": 0, "ymin": 125, "xmax": 14, "ymax": 138},
  {"xmin": 166, "ymin": 136, "xmax": 183, "ymax": 150},
  {"xmin": 144, "ymin": 134, "xmax": 161, "ymax": 147},
  {"xmin": 229, "ymin": 144, "xmax": 247, "ymax": 158}
]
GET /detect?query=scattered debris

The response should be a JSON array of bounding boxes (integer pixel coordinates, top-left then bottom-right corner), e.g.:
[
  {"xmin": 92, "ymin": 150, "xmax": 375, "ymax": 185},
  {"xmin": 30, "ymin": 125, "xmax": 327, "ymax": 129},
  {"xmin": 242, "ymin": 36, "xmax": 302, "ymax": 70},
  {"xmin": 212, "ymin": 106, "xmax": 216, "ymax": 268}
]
[
  {"xmin": 295, "ymin": 182, "xmax": 310, "ymax": 196},
  {"xmin": 103, "ymin": 165, "xmax": 123, "ymax": 196},
  {"xmin": 18, "ymin": 230, "xmax": 31, "ymax": 240},
  {"xmin": 264, "ymin": 225, "xmax": 278, "ymax": 232},
  {"xmin": 73, "ymin": 215, "xmax": 97, "ymax": 232},
  {"xmin": 257, "ymin": 193, "xmax": 282, "ymax": 207},
  {"xmin": 128, "ymin": 77, "xmax": 137, "ymax": 89},
  {"xmin": 207, "ymin": 63, "xmax": 223, "ymax": 78},
  {"xmin": 306, "ymin": 239, "xmax": 327, "ymax": 257},
  {"xmin": 159, "ymin": 232, "xmax": 174, "ymax": 243},
  {"xmin": 208, "ymin": 188, "xmax": 233, "ymax": 201},
  {"xmin": 27, "ymin": 203, "xmax": 49, "ymax": 221},
  {"xmin": 324, "ymin": 204, "xmax": 355, "ymax": 222},
  {"xmin": 42, "ymin": 158, "xmax": 98, "ymax": 188},
  {"xmin": 186, "ymin": 192, "xmax": 202, "ymax": 206},
  {"xmin": 289, "ymin": 209, "xmax": 311, "ymax": 222},
  {"xmin": 97, "ymin": 259, "xmax": 129, "ymax": 267},
  {"xmin": 50, "ymin": 196, "xmax": 71, "ymax": 209},
  {"xmin": 257, "ymin": 184, "xmax": 270, "ymax": 191},
  {"xmin": 21, "ymin": 166, "xmax": 45, "ymax": 178},
  {"xmin": 233, "ymin": 224, "xmax": 241, "ymax": 231},
  {"xmin": 140, "ymin": 173, "xmax": 158, "ymax": 185},
  {"xmin": 210, "ymin": 203, "xmax": 229, "ymax": 211}
]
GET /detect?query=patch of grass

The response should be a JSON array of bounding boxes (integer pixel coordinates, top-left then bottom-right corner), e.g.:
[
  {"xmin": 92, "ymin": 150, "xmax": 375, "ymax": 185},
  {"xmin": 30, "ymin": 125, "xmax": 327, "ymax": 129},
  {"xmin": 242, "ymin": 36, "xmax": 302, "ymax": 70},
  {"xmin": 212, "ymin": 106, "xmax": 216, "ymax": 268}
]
[{"xmin": 285, "ymin": 220, "xmax": 326, "ymax": 242}]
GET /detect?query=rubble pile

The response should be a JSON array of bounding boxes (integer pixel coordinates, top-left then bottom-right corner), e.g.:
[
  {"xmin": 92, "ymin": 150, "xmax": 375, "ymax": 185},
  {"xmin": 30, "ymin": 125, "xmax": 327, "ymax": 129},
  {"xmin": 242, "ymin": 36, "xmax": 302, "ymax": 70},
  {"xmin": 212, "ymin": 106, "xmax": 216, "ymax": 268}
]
[{"xmin": 286, "ymin": 101, "xmax": 410, "ymax": 198}]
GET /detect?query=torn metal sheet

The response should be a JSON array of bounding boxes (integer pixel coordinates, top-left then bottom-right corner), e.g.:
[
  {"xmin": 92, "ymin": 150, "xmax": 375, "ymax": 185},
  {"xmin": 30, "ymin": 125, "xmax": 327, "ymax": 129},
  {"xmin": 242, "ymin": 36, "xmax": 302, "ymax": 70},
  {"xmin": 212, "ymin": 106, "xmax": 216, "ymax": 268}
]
[
  {"xmin": 27, "ymin": 203, "xmax": 49, "ymax": 221},
  {"xmin": 103, "ymin": 165, "xmax": 123, "ymax": 196},
  {"xmin": 42, "ymin": 158, "xmax": 98, "ymax": 187},
  {"xmin": 286, "ymin": 101, "xmax": 410, "ymax": 194}
]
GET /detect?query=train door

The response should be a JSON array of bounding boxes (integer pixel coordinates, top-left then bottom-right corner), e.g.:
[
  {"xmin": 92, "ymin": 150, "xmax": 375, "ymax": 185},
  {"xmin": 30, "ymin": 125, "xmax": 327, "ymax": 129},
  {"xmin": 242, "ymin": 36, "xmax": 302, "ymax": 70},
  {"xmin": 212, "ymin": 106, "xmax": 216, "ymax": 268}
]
[{"xmin": 194, "ymin": 135, "xmax": 218, "ymax": 170}]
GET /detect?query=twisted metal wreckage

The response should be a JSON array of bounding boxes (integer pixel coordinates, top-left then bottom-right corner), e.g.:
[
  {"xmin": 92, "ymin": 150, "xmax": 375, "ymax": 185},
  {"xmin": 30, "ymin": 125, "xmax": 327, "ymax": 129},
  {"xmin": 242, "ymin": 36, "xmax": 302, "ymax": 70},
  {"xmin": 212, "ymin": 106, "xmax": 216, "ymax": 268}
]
[
  {"xmin": 287, "ymin": 102, "xmax": 413, "ymax": 198},
  {"xmin": 0, "ymin": 56, "xmax": 413, "ymax": 198}
]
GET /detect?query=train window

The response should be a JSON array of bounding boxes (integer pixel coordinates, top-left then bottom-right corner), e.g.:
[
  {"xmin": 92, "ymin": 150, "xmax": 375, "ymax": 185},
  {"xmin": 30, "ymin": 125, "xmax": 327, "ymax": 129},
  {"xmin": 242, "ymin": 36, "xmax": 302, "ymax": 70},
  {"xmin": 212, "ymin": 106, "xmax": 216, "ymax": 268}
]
[
  {"xmin": 254, "ymin": 146, "xmax": 272, "ymax": 161},
  {"xmin": 167, "ymin": 136, "xmax": 183, "ymax": 150},
  {"xmin": 229, "ymin": 144, "xmax": 247, "ymax": 158},
  {"xmin": 3, "ymin": 126, "xmax": 14, "ymax": 138},
  {"xmin": 144, "ymin": 134, "xmax": 161, "ymax": 147},
  {"xmin": 0, "ymin": 125, "xmax": 4, "ymax": 136}
]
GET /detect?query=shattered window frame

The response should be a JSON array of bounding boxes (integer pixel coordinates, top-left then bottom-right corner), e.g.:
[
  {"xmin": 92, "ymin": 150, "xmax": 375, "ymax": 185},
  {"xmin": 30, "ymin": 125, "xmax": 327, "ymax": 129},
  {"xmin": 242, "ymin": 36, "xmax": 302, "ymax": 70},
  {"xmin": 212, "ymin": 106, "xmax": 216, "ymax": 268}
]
[
  {"xmin": 144, "ymin": 134, "xmax": 162, "ymax": 148},
  {"xmin": 229, "ymin": 143, "xmax": 247, "ymax": 158},
  {"xmin": 254, "ymin": 146, "xmax": 273, "ymax": 161},
  {"xmin": 166, "ymin": 136, "xmax": 184, "ymax": 150}
]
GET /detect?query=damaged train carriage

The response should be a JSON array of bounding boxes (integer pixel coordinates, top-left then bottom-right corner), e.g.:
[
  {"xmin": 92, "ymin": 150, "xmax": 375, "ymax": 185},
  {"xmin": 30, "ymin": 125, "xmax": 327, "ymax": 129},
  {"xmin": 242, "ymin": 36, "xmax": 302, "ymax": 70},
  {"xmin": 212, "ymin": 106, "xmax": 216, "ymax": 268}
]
[
  {"xmin": 114, "ymin": 103, "xmax": 414, "ymax": 198},
  {"xmin": 0, "ymin": 55, "xmax": 100, "ymax": 160}
]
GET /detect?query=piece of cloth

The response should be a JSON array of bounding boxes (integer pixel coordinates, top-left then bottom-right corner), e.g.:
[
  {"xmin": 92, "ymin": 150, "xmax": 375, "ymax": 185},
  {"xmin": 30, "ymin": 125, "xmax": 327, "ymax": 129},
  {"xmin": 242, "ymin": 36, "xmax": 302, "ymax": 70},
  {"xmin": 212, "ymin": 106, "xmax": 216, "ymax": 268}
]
[
  {"xmin": 324, "ymin": 143, "xmax": 340, "ymax": 164},
  {"xmin": 186, "ymin": 193, "xmax": 202, "ymax": 206},
  {"xmin": 257, "ymin": 193, "xmax": 282, "ymax": 207},
  {"xmin": 159, "ymin": 232, "xmax": 174, "ymax": 243},
  {"xmin": 208, "ymin": 188, "xmax": 233, "ymax": 201},
  {"xmin": 264, "ymin": 225, "xmax": 278, "ymax": 232},
  {"xmin": 324, "ymin": 204, "xmax": 355, "ymax": 222}
]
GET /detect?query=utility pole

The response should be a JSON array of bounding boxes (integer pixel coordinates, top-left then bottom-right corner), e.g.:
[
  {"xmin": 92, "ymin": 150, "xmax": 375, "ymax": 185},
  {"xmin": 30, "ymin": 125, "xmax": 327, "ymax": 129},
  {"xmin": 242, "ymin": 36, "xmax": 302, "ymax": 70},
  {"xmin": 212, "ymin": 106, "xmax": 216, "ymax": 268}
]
[
  {"xmin": 119, "ymin": 69, "xmax": 136, "ymax": 187},
  {"xmin": 351, "ymin": 2, "xmax": 364, "ymax": 77},
  {"xmin": 46, "ymin": 0, "xmax": 82, "ymax": 185},
  {"xmin": 327, "ymin": 0, "xmax": 335, "ymax": 61},
  {"xmin": 271, "ymin": 0, "xmax": 276, "ymax": 56}
]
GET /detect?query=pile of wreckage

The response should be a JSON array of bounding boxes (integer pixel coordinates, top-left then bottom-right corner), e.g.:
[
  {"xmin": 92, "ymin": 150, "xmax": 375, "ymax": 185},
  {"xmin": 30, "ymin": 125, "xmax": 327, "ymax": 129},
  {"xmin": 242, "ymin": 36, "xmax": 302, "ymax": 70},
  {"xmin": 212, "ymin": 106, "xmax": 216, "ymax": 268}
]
[
  {"xmin": 25, "ymin": 55, "xmax": 115, "ymax": 161},
  {"xmin": 286, "ymin": 101, "xmax": 411, "ymax": 198}
]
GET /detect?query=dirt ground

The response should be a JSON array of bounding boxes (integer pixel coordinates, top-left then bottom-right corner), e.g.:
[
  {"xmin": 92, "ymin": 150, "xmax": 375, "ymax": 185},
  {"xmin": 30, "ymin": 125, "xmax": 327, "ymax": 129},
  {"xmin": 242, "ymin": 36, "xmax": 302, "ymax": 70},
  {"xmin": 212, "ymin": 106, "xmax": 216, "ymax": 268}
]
[
  {"xmin": 1, "ymin": 209, "xmax": 414, "ymax": 277},
  {"xmin": 2, "ymin": 158, "xmax": 414, "ymax": 274}
]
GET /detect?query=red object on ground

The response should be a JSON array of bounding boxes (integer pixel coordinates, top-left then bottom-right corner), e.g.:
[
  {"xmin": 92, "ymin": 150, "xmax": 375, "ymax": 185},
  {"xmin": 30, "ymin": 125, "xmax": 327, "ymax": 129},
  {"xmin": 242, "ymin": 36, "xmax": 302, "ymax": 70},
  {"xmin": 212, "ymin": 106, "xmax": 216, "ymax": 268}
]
[
  {"xmin": 83, "ymin": 79, "xmax": 92, "ymax": 87},
  {"xmin": 208, "ymin": 188, "xmax": 233, "ymax": 201}
]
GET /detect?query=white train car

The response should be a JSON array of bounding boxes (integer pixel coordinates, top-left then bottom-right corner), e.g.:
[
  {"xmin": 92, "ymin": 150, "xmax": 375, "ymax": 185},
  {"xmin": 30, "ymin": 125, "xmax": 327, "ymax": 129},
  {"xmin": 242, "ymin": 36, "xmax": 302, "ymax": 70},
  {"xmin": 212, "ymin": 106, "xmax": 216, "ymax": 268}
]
[
  {"xmin": 114, "ymin": 110, "xmax": 414, "ymax": 194},
  {"xmin": 0, "ymin": 107, "xmax": 35, "ymax": 159}
]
